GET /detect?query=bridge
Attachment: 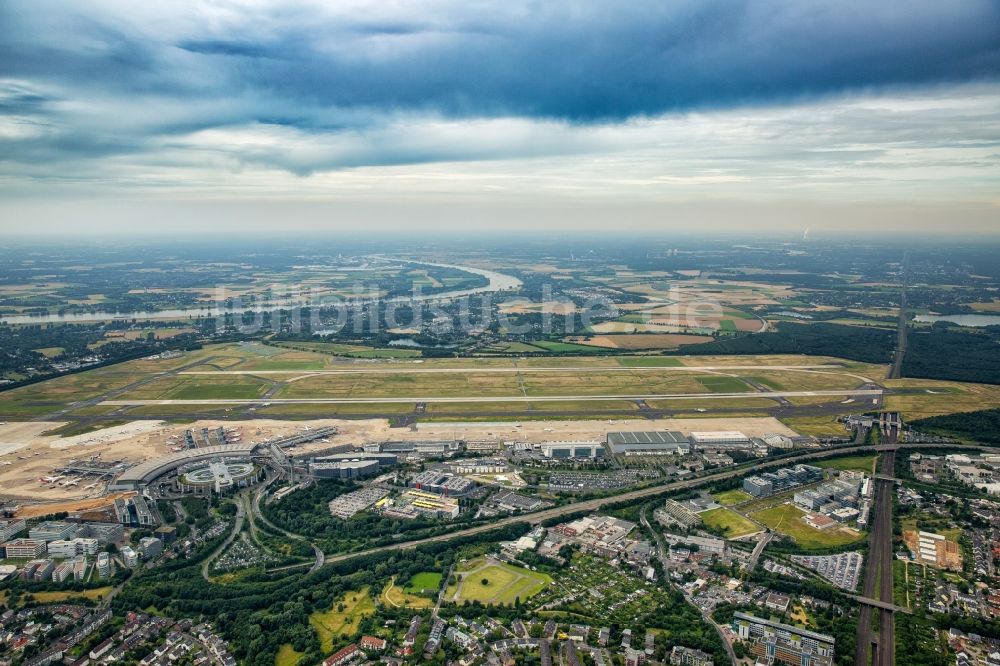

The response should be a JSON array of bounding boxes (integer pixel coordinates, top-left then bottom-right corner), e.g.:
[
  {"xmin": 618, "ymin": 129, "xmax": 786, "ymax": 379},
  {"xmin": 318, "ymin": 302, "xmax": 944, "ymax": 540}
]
[{"xmin": 847, "ymin": 594, "xmax": 912, "ymax": 614}]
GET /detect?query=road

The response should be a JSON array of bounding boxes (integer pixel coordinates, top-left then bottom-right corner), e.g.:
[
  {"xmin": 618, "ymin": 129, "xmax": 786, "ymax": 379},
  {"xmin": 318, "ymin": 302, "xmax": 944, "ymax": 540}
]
[
  {"xmin": 250, "ymin": 473, "xmax": 325, "ymax": 574},
  {"xmin": 640, "ymin": 505, "xmax": 737, "ymax": 665},
  {"xmin": 746, "ymin": 531, "xmax": 773, "ymax": 572},
  {"xmin": 201, "ymin": 495, "xmax": 245, "ymax": 581},
  {"xmin": 889, "ymin": 252, "xmax": 909, "ymax": 380}
]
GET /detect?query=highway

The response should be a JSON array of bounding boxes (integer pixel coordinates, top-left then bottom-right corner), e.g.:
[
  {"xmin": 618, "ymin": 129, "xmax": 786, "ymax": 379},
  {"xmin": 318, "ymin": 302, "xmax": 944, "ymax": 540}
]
[{"xmin": 889, "ymin": 252, "xmax": 909, "ymax": 380}]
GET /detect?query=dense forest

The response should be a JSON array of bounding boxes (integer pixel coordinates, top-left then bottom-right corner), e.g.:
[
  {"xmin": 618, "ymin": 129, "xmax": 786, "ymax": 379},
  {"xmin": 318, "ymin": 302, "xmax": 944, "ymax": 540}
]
[
  {"xmin": 912, "ymin": 409, "xmax": 1000, "ymax": 444},
  {"xmin": 674, "ymin": 322, "xmax": 895, "ymax": 364},
  {"xmin": 902, "ymin": 324, "xmax": 1000, "ymax": 385},
  {"xmin": 261, "ymin": 480, "xmax": 488, "ymax": 553}
]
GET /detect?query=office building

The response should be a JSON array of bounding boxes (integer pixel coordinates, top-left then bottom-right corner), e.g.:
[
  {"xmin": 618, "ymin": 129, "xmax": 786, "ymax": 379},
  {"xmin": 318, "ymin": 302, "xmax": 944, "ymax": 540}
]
[
  {"xmin": 28, "ymin": 521, "xmax": 78, "ymax": 542},
  {"xmin": 731, "ymin": 612, "xmax": 834, "ymax": 666},
  {"xmin": 0, "ymin": 518, "xmax": 26, "ymax": 542},
  {"xmin": 3, "ymin": 538, "xmax": 47, "ymax": 558}
]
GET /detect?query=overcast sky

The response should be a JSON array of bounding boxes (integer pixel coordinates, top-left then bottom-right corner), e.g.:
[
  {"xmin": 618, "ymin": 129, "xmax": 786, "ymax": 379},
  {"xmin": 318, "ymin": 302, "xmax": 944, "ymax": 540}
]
[{"xmin": 1, "ymin": 0, "xmax": 999, "ymax": 235}]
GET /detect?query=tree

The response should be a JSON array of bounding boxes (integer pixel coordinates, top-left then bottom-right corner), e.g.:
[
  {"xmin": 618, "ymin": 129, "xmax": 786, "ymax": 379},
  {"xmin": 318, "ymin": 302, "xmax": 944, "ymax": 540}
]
[{"xmin": 481, "ymin": 578, "xmax": 489, "ymax": 586}]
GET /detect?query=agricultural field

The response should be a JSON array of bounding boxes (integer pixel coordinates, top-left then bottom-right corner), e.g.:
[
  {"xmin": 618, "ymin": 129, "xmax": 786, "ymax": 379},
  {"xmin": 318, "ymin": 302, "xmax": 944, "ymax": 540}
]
[
  {"xmin": 445, "ymin": 557, "xmax": 551, "ymax": 606},
  {"xmin": 308, "ymin": 587, "xmax": 376, "ymax": 652},
  {"xmin": 563, "ymin": 334, "xmax": 713, "ymax": 350},
  {"xmin": 750, "ymin": 504, "xmax": 864, "ymax": 549},
  {"xmin": 699, "ymin": 507, "xmax": 759, "ymax": 537}
]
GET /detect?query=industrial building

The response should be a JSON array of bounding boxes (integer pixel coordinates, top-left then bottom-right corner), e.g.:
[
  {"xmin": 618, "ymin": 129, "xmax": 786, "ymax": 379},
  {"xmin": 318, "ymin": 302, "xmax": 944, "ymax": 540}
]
[
  {"xmin": 394, "ymin": 490, "xmax": 460, "ymax": 519},
  {"xmin": 410, "ymin": 470, "xmax": 476, "ymax": 496},
  {"xmin": 363, "ymin": 440, "xmax": 461, "ymax": 457},
  {"xmin": 311, "ymin": 452, "xmax": 398, "ymax": 467},
  {"xmin": 447, "ymin": 458, "xmax": 507, "ymax": 474},
  {"xmin": 607, "ymin": 431, "xmax": 690, "ymax": 456},
  {"xmin": 690, "ymin": 431, "xmax": 749, "ymax": 445},
  {"xmin": 540, "ymin": 441, "xmax": 606, "ymax": 459},
  {"xmin": 309, "ymin": 459, "xmax": 379, "ymax": 480},
  {"xmin": 731, "ymin": 612, "xmax": 834, "ymax": 666}
]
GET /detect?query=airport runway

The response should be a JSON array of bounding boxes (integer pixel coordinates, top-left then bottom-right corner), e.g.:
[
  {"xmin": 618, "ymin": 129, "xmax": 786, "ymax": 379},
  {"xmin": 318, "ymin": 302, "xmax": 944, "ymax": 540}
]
[
  {"xmin": 178, "ymin": 363, "xmax": 855, "ymax": 375},
  {"xmin": 101, "ymin": 388, "xmax": 883, "ymax": 406}
]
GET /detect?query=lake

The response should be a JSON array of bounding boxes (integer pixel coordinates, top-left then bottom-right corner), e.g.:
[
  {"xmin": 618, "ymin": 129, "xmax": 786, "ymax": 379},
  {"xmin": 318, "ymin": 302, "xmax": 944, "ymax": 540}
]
[{"xmin": 913, "ymin": 314, "xmax": 1000, "ymax": 327}]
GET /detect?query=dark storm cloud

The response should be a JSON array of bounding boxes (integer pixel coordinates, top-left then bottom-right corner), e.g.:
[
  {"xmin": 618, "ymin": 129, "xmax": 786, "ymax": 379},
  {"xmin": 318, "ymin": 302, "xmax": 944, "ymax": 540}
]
[
  {"xmin": 1, "ymin": 0, "xmax": 998, "ymax": 124},
  {"xmin": 0, "ymin": 0, "xmax": 998, "ymax": 184}
]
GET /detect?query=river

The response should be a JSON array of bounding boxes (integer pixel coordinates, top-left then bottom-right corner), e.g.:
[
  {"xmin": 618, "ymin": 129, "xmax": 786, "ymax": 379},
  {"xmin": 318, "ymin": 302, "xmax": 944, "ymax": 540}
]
[{"xmin": 0, "ymin": 259, "xmax": 522, "ymax": 325}]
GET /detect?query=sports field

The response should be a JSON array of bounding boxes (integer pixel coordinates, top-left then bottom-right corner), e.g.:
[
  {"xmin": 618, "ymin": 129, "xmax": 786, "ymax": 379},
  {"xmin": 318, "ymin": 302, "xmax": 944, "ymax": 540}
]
[
  {"xmin": 700, "ymin": 507, "xmax": 759, "ymax": 537},
  {"xmin": 446, "ymin": 557, "xmax": 552, "ymax": 606}
]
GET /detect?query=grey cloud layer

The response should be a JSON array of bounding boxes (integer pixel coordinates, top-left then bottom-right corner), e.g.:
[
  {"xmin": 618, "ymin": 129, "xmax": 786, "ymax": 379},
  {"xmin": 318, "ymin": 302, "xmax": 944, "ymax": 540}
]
[{"xmin": 0, "ymin": 0, "xmax": 998, "ymax": 208}]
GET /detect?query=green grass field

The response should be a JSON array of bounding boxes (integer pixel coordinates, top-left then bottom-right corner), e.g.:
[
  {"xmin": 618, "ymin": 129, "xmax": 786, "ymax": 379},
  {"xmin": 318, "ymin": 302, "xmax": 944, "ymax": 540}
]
[
  {"xmin": 448, "ymin": 558, "xmax": 552, "ymax": 606},
  {"xmin": 700, "ymin": 507, "xmax": 759, "ymax": 537},
  {"xmin": 404, "ymin": 571, "xmax": 442, "ymax": 594},
  {"xmin": 697, "ymin": 375, "xmax": 751, "ymax": 392},
  {"xmin": 712, "ymin": 489, "xmax": 753, "ymax": 506},
  {"xmin": 750, "ymin": 503, "xmax": 865, "ymax": 549},
  {"xmin": 531, "ymin": 340, "xmax": 608, "ymax": 353},
  {"xmin": 381, "ymin": 578, "xmax": 434, "ymax": 609},
  {"xmin": 617, "ymin": 357, "xmax": 683, "ymax": 367},
  {"xmin": 816, "ymin": 455, "xmax": 877, "ymax": 473},
  {"xmin": 275, "ymin": 644, "xmax": 303, "ymax": 666},
  {"xmin": 309, "ymin": 587, "xmax": 376, "ymax": 652}
]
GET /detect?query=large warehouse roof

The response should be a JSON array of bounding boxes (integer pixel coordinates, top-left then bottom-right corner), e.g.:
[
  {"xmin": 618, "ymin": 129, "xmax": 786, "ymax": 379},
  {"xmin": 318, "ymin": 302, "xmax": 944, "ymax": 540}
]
[
  {"xmin": 111, "ymin": 443, "xmax": 260, "ymax": 488},
  {"xmin": 607, "ymin": 431, "xmax": 689, "ymax": 453}
]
